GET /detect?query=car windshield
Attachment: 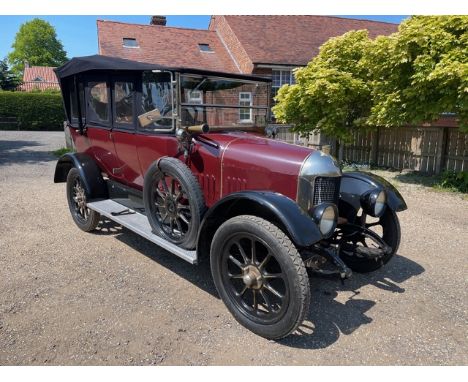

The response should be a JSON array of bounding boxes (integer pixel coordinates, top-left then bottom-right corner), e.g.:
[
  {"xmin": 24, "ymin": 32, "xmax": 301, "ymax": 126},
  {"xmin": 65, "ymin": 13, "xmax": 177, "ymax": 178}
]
[
  {"xmin": 179, "ymin": 74, "xmax": 270, "ymax": 129},
  {"xmin": 139, "ymin": 72, "xmax": 174, "ymax": 130}
]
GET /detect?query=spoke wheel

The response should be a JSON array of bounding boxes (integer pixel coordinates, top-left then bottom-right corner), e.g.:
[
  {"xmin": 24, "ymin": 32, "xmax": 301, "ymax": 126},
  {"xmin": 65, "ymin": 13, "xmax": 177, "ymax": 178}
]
[
  {"xmin": 71, "ymin": 178, "xmax": 91, "ymax": 222},
  {"xmin": 66, "ymin": 168, "xmax": 100, "ymax": 232},
  {"xmin": 143, "ymin": 157, "xmax": 205, "ymax": 249},
  {"xmin": 222, "ymin": 233, "xmax": 289, "ymax": 324},
  {"xmin": 336, "ymin": 209, "xmax": 401, "ymax": 273},
  {"xmin": 151, "ymin": 173, "xmax": 192, "ymax": 243},
  {"xmin": 211, "ymin": 215, "xmax": 310, "ymax": 340}
]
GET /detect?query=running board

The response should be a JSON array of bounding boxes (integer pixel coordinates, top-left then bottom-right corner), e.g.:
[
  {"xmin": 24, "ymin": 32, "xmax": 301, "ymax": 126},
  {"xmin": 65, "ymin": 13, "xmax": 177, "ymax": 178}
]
[{"xmin": 87, "ymin": 199, "xmax": 198, "ymax": 265}]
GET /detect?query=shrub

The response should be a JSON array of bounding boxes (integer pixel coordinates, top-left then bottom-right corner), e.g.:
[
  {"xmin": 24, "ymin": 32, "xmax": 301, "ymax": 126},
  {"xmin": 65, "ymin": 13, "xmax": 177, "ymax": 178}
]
[
  {"xmin": 436, "ymin": 170, "xmax": 468, "ymax": 193},
  {"xmin": 0, "ymin": 90, "xmax": 64, "ymax": 131}
]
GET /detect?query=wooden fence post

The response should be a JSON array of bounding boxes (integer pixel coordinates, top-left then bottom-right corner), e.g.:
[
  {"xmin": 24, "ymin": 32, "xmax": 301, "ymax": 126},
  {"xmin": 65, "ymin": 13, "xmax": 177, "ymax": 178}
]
[
  {"xmin": 435, "ymin": 126, "xmax": 449, "ymax": 174},
  {"xmin": 370, "ymin": 128, "xmax": 380, "ymax": 166}
]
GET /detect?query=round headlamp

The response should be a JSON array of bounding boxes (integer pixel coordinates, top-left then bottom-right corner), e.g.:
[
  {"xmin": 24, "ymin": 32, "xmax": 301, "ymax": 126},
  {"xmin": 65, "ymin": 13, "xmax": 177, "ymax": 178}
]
[
  {"xmin": 310, "ymin": 203, "xmax": 338, "ymax": 238},
  {"xmin": 361, "ymin": 189, "xmax": 387, "ymax": 217}
]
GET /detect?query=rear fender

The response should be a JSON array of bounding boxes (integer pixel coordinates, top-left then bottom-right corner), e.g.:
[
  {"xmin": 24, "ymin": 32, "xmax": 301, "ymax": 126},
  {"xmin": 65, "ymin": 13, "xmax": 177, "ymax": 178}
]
[{"xmin": 54, "ymin": 152, "xmax": 107, "ymax": 199}]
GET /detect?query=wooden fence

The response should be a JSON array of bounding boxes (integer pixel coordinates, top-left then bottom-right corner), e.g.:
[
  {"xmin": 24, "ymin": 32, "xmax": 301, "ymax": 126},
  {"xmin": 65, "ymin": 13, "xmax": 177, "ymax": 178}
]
[{"xmin": 275, "ymin": 118, "xmax": 467, "ymax": 174}]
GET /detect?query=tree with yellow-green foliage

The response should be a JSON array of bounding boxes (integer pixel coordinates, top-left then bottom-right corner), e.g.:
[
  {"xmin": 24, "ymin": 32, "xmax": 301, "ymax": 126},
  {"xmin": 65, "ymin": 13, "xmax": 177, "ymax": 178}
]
[{"xmin": 273, "ymin": 16, "xmax": 468, "ymax": 142}]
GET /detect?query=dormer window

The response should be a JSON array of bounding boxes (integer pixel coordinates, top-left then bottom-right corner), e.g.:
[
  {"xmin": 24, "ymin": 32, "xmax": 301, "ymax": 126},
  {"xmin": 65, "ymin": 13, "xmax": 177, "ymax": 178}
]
[
  {"xmin": 123, "ymin": 38, "xmax": 139, "ymax": 48},
  {"xmin": 198, "ymin": 43, "xmax": 213, "ymax": 53},
  {"xmin": 33, "ymin": 76, "xmax": 44, "ymax": 82}
]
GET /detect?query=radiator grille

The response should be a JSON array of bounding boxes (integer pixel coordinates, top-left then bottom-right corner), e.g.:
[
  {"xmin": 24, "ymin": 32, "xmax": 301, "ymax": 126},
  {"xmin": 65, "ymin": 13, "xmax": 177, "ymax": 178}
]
[{"xmin": 313, "ymin": 177, "xmax": 341, "ymax": 205}]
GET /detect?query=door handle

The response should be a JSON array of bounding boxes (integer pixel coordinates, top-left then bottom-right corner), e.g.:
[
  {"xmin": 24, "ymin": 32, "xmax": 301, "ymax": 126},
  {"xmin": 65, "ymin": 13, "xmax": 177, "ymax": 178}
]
[{"xmin": 112, "ymin": 167, "xmax": 123, "ymax": 175}]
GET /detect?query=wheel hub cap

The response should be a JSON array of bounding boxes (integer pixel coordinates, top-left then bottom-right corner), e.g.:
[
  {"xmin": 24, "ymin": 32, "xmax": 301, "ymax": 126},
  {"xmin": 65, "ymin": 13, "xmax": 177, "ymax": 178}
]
[
  {"xmin": 242, "ymin": 265, "xmax": 263, "ymax": 290},
  {"xmin": 76, "ymin": 187, "xmax": 86, "ymax": 208},
  {"xmin": 166, "ymin": 199, "xmax": 177, "ymax": 218}
]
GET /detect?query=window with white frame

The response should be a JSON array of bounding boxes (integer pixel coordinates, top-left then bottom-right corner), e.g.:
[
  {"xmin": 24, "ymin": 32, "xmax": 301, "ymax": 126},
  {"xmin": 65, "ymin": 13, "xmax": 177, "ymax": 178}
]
[
  {"xmin": 239, "ymin": 92, "xmax": 252, "ymax": 122},
  {"xmin": 271, "ymin": 69, "xmax": 296, "ymax": 99},
  {"xmin": 187, "ymin": 90, "xmax": 203, "ymax": 104}
]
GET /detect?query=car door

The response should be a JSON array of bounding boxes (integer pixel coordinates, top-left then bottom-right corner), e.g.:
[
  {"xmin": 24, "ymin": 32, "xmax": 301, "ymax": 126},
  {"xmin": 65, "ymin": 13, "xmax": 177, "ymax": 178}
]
[
  {"xmin": 85, "ymin": 75, "xmax": 122, "ymax": 177},
  {"xmin": 109, "ymin": 74, "xmax": 143, "ymax": 188}
]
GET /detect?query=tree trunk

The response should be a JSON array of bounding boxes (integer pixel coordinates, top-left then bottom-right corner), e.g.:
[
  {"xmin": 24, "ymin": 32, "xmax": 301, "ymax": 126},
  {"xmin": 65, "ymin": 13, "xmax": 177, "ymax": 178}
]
[{"xmin": 338, "ymin": 139, "xmax": 344, "ymax": 162}]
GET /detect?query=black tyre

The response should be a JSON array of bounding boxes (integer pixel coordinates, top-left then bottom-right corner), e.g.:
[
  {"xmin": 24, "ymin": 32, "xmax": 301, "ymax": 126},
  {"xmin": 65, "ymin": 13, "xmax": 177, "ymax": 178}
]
[
  {"xmin": 143, "ymin": 157, "xmax": 205, "ymax": 249},
  {"xmin": 339, "ymin": 209, "xmax": 401, "ymax": 273},
  {"xmin": 66, "ymin": 168, "xmax": 100, "ymax": 232},
  {"xmin": 210, "ymin": 215, "xmax": 310, "ymax": 340}
]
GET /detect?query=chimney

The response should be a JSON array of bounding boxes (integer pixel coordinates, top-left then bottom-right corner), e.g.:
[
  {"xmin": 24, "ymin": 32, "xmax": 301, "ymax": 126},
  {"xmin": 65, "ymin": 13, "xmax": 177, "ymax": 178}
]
[
  {"xmin": 150, "ymin": 16, "xmax": 167, "ymax": 26},
  {"xmin": 24, "ymin": 61, "xmax": 30, "ymax": 68}
]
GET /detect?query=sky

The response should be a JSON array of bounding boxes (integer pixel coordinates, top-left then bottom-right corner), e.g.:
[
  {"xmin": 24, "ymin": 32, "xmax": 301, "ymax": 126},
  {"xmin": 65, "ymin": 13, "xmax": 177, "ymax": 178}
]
[{"xmin": 0, "ymin": 15, "xmax": 409, "ymax": 61}]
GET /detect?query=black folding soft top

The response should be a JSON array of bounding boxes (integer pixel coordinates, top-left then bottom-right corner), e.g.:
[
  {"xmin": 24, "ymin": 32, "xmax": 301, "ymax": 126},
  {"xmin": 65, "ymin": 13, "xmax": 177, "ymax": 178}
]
[{"xmin": 55, "ymin": 55, "xmax": 271, "ymax": 83}]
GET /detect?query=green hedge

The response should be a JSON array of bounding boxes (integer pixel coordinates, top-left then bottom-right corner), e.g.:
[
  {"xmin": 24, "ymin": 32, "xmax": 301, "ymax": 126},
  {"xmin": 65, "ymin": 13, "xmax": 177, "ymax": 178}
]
[
  {"xmin": 0, "ymin": 91, "xmax": 65, "ymax": 131},
  {"xmin": 436, "ymin": 170, "xmax": 468, "ymax": 193}
]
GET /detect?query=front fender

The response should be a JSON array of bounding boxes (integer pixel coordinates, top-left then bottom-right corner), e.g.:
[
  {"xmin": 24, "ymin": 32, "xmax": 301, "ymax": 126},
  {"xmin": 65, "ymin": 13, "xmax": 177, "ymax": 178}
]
[
  {"xmin": 54, "ymin": 152, "xmax": 107, "ymax": 199},
  {"xmin": 198, "ymin": 191, "xmax": 322, "ymax": 252},
  {"xmin": 340, "ymin": 171, "xmax": 407, "ymax": 213}
]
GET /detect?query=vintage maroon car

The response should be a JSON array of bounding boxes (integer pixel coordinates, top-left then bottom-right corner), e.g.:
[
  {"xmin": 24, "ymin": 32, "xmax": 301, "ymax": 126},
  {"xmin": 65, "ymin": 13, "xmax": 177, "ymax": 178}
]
[{"xmin": 54, "ymin": 55, "xmax": 407, "ymax": 339}]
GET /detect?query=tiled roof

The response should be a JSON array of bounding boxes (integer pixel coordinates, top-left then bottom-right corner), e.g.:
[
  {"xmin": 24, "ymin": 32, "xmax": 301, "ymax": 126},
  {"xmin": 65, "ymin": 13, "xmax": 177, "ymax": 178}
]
[
  {"xmin": 22, "ymin": 66, "xmax": 58, "ymax": 83},
  {"xmin": 19, "ymin": 66, "xmax": 59, "ymax": 91},
  {"xmin": 217, "ymin": 15, "xmax": 398, "ymax": 66},
  {"xmin": 97, "ymin": 20, "xmax": 240, "ymax": 73}
]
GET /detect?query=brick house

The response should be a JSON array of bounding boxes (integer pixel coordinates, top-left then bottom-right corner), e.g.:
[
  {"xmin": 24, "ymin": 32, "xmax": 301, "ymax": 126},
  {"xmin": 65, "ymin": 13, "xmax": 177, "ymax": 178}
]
[
  {"xmin": 97, "ymin": 15, "xmax": 398, "ymax": 146},
  {"xmin": 18, "ymin": 65, "xmax": 60, "ymax": 91},
  {"xmin": 98, "ymin": 15, "xmax": 397, "ymax": 100}
]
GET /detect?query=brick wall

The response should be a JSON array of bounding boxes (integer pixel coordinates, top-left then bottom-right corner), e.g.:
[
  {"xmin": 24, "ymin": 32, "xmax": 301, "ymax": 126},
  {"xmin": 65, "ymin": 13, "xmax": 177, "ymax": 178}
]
[{"xmin": 209, "ymin": 16, "xmax": 254, "ymax": 74}]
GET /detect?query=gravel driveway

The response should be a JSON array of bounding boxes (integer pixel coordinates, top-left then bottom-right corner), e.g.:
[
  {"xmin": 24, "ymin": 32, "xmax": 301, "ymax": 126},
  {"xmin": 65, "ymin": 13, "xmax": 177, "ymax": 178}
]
[{"xmin": 0, "ymin": 130, "xmax": 467, "ymax": 365}]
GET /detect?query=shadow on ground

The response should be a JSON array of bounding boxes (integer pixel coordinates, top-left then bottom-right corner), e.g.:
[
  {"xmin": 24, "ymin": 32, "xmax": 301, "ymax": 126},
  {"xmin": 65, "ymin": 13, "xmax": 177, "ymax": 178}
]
[
  {"xmin": 94, "ymin": 219, "xmax": 216, "ymax": 295},
  {"xmin": 280, "ymin": 254, "xmax": 424, "ymax": 349},
  {"xmin": 0, "ymin": 140, "xmax": 55, "ymax": 166},
  {"xmin": 92, "ymin": 219, "xmax": 425, "ymax": 350}
]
